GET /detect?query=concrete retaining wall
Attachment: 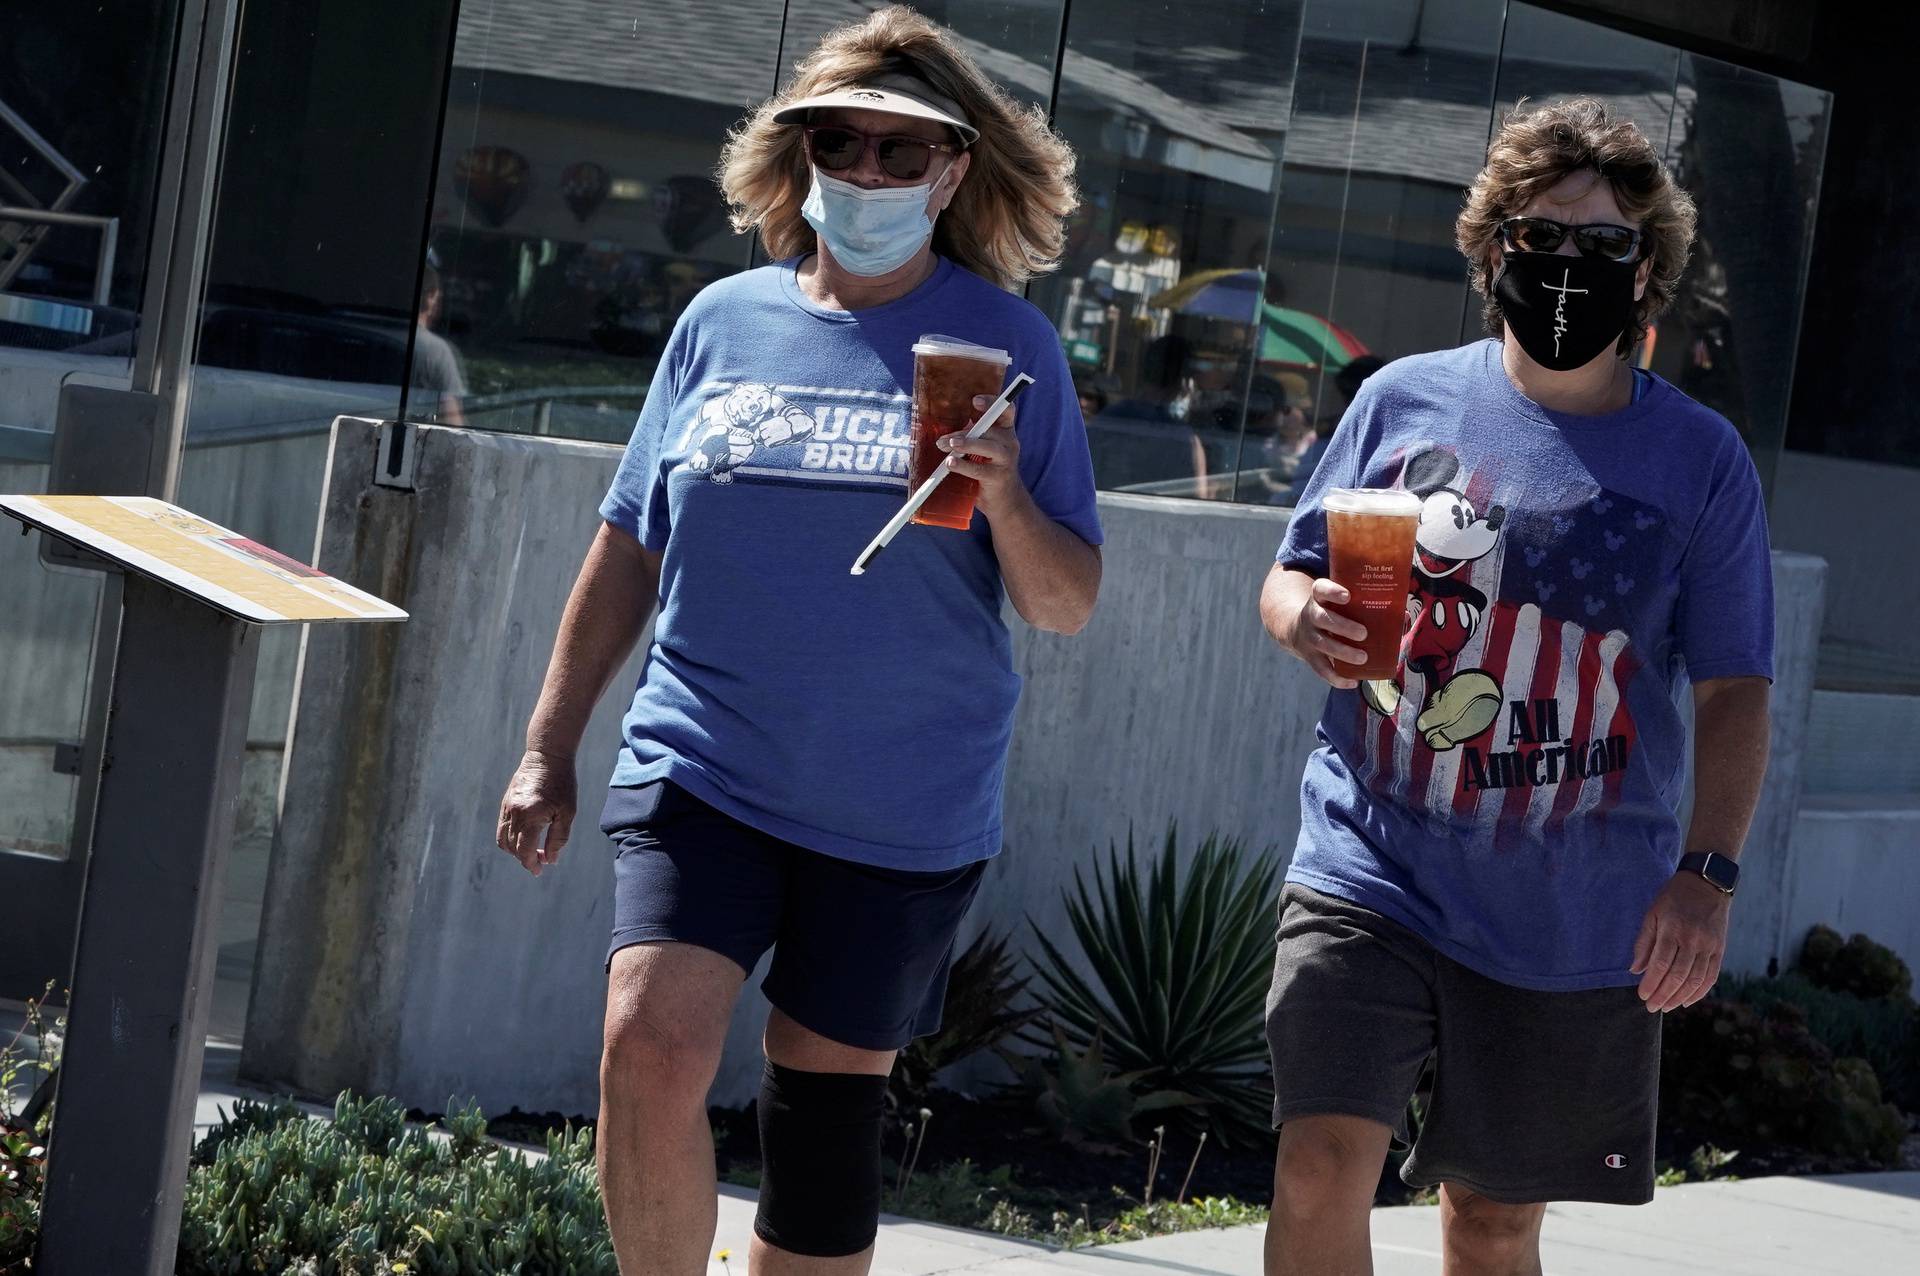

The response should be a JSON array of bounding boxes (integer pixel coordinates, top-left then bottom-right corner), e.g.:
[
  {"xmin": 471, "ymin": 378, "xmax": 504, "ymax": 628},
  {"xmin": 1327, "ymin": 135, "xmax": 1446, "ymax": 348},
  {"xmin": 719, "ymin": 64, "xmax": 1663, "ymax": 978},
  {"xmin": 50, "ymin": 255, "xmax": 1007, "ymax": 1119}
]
[{"xmin": 244, "ymin": 419, "xmax": 1831, "ymax": 1114}]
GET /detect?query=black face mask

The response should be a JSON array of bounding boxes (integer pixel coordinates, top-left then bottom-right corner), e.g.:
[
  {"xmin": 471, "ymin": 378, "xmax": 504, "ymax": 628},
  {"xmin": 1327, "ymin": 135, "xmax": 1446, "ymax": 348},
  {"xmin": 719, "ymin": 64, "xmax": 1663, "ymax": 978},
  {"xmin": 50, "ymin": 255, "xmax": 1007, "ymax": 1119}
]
[{"xmin": 1494, "ymin": 251, "xmax": 1638, "ymax": 372}]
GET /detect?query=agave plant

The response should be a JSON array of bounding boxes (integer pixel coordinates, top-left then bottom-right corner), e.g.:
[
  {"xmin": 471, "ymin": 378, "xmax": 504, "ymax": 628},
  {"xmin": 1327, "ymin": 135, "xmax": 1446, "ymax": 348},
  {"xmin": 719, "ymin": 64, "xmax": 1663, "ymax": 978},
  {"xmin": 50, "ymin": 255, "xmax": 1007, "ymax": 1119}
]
[
  {"xmin": 1029, "ymin": 826, "xmax": 1281, "ymax": 1144},
  {"xmin": 1009, "ymin": 1022, "xmax": 1195, "ymax": 1154}
]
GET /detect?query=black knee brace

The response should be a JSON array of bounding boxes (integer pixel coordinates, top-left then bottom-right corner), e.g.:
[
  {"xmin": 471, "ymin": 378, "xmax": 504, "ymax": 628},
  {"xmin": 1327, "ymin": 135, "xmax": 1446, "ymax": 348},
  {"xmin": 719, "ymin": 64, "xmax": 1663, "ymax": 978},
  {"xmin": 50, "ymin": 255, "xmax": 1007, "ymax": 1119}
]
[{"xmin": 754, "ymin": 1060, "xmax": 889, "ymax": 1257}]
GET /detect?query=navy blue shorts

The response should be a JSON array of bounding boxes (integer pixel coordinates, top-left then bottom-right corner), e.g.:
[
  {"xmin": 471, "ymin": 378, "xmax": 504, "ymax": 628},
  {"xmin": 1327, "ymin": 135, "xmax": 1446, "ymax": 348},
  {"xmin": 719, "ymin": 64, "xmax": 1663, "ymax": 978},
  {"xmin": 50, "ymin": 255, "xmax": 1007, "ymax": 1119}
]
[{"xmin": 600, "ymin": 781, "xmax": 987, "ymax": 1052}]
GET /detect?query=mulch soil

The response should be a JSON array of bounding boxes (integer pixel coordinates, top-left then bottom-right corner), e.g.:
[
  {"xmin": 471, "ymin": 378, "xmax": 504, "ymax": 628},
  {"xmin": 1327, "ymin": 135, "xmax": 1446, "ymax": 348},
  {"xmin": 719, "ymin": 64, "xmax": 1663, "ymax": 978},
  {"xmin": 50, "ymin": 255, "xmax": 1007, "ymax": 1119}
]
[{"xmin": 416, "ymin": 1098, "xmax": 1918, "ymax": 1227}]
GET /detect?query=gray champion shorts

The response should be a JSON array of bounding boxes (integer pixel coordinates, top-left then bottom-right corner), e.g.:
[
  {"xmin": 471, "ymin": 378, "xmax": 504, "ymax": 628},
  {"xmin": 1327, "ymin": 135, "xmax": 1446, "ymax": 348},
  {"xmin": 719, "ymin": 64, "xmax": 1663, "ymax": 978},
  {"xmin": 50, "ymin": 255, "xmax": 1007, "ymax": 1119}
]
[{"xmin": 1265, "ymin": 883, "xmax": 1660, "ymax": 1206}]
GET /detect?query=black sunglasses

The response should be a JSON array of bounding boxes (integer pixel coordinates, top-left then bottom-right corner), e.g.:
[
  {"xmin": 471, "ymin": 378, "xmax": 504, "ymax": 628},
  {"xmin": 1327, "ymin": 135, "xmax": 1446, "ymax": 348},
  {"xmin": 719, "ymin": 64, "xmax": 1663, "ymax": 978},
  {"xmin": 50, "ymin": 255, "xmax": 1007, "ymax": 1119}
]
[
  {"xmin": 805, "ymin": 125, "xmax": 960, "ymax": 182},
  {"xmin": 1498, "ymin": 216, "xmax": 1645, "ymax": 262}
]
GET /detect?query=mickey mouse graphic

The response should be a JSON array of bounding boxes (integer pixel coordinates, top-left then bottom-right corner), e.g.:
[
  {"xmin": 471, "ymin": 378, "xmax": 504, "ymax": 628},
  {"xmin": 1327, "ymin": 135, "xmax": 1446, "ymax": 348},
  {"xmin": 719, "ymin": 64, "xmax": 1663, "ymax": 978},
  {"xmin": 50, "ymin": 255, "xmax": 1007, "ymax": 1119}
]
[
  {"xmin": 1360, "ymin": 450, "xmax": 1507, "ymax": 751},
  {"xmin": 686, "ymin": 383, "xmax": 816, "ymax": 483}
]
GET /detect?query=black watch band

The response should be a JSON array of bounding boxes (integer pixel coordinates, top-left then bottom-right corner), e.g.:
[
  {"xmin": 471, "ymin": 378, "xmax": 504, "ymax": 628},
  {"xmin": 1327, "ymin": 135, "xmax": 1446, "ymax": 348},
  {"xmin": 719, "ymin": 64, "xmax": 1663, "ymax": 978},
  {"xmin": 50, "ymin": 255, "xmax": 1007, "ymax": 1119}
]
[{"xmin": 1678, "ymin": 851, "xmax": 1739, "ymax": 895}]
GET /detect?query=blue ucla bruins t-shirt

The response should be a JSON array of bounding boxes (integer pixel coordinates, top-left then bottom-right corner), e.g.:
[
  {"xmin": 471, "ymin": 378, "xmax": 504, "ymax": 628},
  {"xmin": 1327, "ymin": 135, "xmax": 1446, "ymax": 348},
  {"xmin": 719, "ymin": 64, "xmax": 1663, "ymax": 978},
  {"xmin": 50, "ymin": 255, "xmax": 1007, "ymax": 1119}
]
[
  {"xmin": 599, "ymin": 256, "xmax": 1101, "ymax": 870},
  {"xmin": 1277, "ymin": 339, "xmax": 1773, "ymax": 991}
]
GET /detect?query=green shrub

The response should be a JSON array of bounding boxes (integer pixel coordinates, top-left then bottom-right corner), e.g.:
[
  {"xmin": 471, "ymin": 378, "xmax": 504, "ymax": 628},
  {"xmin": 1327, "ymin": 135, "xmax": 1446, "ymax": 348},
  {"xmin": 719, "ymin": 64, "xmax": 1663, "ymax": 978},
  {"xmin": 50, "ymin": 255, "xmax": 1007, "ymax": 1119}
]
[
  {"xmin": 1008, "ymin": 1023, "xmax": 1195, "ymax": 1153},
  {"xmin": 1661, "ymin": 997, "xmax": 1906, "ymax": 1166},
  {"xmin": 1, "ymin": 1123, "xmax": 46, "ymax": 1270},
  {"xmin": 1655, "ymin": 1143, "xmax": 1740, "ymax": 1187},
  {"xmin": 0, "ymin": 983, "xmax": 60, "ymax": 1268},
  {"xmin": 1797, "ymin": 926, "xmax": 1914, "ymax": 1003},
  {"xmin": 985, "ymin": 1192, "xmax": 1267, "ymax": 1248},
  {"xmin": 889, "ymin": 1158, "xmax": 1021, "ymax": 1229},
  {"xmin": 1724, "ymin": 973, "xmax": 1920, "ymax": 1113},
  {"xmin": 891, "ymin": 929, "xmax": 1043, "ymax": 1116},
  {"xmin": 1028, "ymin": 826, "xmax": 1281, "ymax": 1144},
  {"xmin": 176, "ymin": 1092, "xmax": 616, "ymax": 1274},
  {"xmin": 894, "ymin": 1159, "xmax": 1266, "ymax": 1250}
]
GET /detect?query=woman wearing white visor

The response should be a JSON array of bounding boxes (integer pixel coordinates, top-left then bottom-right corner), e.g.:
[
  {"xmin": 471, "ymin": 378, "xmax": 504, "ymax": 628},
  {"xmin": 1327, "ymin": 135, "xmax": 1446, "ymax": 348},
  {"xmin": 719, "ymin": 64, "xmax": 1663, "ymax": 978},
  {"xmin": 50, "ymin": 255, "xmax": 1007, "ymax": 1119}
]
[{"xmin": 494, "ymin": 7, "xmax": 1097, "ymax": 1273}]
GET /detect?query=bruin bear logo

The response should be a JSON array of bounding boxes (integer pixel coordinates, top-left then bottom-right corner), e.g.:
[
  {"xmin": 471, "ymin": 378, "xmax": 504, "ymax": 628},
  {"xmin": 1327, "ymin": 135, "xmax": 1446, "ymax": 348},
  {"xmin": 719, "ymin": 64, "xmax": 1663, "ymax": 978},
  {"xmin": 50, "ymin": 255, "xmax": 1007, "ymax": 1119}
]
[{"xmin": 686, "ymin": 383, "xmax": 817, "ymax": 483}]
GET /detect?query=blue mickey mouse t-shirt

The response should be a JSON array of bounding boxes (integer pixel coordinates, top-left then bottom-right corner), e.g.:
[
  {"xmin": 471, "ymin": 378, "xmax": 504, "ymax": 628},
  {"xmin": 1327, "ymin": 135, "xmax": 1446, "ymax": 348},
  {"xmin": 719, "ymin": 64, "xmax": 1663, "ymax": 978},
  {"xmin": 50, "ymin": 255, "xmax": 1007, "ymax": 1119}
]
[
  {"xmin": 1277, "ymin": 339, "xmax": 1773, "ymax": 990},
  {"xmin": 599, "ymin": 256, "xmax": 1101, "ymax": 870}
]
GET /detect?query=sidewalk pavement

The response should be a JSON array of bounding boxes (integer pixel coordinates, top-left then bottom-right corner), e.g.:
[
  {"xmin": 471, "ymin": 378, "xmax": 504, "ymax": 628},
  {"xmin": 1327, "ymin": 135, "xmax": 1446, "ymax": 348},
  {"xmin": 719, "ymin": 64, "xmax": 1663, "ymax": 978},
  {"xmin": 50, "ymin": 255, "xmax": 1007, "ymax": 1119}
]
[
  {"xmin": 697, "ymin": 1171, "xmax": 1920, "ymax": 1275},
  {"xmin": 159, "ymin": 1040, "xmax": 1920, "ymax": 1275}
]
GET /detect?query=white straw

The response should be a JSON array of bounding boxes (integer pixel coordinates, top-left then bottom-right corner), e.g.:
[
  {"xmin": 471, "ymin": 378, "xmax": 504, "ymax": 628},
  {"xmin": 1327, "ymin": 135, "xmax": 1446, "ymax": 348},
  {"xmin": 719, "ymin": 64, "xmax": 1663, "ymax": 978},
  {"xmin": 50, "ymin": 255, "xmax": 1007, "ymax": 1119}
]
[{"xmin": 850, "ymin": 373, "xmax": 1035, "ymax": 575}]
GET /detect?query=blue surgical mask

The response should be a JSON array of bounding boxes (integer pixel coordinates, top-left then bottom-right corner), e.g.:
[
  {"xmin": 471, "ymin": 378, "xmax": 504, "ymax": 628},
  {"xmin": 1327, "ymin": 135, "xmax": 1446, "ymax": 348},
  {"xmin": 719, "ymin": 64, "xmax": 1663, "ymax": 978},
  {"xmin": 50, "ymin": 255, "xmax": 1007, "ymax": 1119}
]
[{"xmin": 800, "ymin": 166, "xmax": 941, "ymax": 277}]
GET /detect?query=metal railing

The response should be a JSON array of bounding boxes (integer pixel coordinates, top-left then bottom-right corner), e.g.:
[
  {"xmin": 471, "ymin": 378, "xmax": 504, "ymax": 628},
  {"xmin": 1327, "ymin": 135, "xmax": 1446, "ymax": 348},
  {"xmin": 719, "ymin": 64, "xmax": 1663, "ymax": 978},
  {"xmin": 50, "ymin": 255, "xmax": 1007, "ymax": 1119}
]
[{"xmin": 0, "ymin": 207, "xmax": 119, "ymax": 306}]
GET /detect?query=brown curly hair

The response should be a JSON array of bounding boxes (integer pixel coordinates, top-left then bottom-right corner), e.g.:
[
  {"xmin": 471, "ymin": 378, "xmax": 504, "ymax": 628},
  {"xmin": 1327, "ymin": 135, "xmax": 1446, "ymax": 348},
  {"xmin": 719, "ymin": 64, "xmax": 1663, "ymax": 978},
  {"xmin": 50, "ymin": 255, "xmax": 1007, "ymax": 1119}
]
[
  {"xmin": 1457, "ymin": 98, "xmax": 1697, "ymax": 357},
  {"xmin": 717, "ymin": 5, "xmax": 1077, "ymax": 289}
]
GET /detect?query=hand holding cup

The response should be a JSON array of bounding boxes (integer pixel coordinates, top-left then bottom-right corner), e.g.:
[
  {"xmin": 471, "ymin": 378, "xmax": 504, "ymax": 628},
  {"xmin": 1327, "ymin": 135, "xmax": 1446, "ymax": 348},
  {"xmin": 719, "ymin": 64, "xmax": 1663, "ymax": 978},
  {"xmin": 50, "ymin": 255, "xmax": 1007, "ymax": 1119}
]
[{"xmin": 1288, "ymin": 578, "xmax": 1371, "ymax": 690}]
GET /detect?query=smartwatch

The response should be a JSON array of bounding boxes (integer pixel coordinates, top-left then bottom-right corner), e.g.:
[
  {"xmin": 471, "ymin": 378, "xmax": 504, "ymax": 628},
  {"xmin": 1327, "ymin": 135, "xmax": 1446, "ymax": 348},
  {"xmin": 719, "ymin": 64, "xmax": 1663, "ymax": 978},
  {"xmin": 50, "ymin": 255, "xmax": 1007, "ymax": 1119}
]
[{"xmin": 1677, "ymin": 851, "xmax": 1739, "ymax": 895}]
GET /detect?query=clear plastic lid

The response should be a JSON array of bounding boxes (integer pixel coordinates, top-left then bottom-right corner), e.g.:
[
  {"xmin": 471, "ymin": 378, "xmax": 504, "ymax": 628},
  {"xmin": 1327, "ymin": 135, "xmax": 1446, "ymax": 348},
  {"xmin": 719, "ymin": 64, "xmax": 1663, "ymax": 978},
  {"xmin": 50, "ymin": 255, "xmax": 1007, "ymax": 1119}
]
[
  {"xmin": 912, "ymin": 334, "xmax": 1011, "ymax": 365},
  {"xmin": 1323, "ymin": 487, "xmax": 1421, "ymax": 515}
]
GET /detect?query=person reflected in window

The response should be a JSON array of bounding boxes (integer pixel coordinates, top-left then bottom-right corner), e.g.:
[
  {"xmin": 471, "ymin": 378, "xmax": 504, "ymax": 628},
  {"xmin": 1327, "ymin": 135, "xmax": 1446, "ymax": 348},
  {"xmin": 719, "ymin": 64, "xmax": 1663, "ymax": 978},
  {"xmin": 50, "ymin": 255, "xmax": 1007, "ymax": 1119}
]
[
  {"xmin": 493, "ymin": 9, "xmax": 1099, "ymax": 1275},
  {"xmin": 1279, "ymin": 354, "xmax": 1382, "ymax": 507},
  {"xmin": 410, "ymin": 265, "xmax": 467, "ymax": 426},
  {"xmin": 1105, "ymin": 332, "xmax": 1192, "ymax": 424},
  {"xmin": 1098, "ymin": 333, "xmax": 1212, "ymax": 492},
  {"xmin": 1071, "ymin": 368, "xmax": 1110, "ymax": 423},
  {"xmin": 1248, "ymin": 372, "xmax": 1314, "ymax": 502}
]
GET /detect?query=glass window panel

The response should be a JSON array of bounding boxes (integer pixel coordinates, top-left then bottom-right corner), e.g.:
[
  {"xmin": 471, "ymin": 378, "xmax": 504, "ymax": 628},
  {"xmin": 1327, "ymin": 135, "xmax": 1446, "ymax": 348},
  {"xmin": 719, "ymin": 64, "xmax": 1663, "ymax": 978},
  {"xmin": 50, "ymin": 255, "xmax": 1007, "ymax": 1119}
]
[
  {"xmin": 170, "ymin": 0, "xmax": 458, "ymax": 1032},
  {"xmin": 1249, "ymin": 0, "xmax": 1502, "ymax": 507},
  {"xmin": 1028, "ymin": 0, "xmax": 1303, "ymax": 501},
  {"xmin": 416, "ymin": 0, "xmax": 790, "ymax": 441},
  {"xmin": 778, "ymin": 2, "xmax": 1061, "ymax": 115},
  {"xmin": 0, "ymin": 2, "xmax": 181, "ymax": 859},
  {"xmin": 1491, "ymin": 7, "xmax": 1680, "ymax": 163},
  {"xmin": 1658, "ymin": 54, "xmax": 1827, "ymax": 496}
]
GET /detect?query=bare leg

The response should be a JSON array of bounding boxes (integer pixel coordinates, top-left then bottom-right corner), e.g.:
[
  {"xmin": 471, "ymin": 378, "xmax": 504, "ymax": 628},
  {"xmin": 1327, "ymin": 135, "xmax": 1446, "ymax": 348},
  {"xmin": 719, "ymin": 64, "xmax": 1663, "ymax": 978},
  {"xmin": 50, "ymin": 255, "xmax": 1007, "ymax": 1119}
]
[
  {"xmin": 1265, "ymin": 1114, "xmax": 1393, "ymax": 1276},
  {"xmin": 599, "ymin": 942, "xmax": 744, "ymax": 1276},
  {"xmin": 748, "ymin": 1008, "xmax": 896, "ymax": 1276},
  {"xmin": 1439, "ymin": 1183, "xmax": 1545, "ymax": 1276}
]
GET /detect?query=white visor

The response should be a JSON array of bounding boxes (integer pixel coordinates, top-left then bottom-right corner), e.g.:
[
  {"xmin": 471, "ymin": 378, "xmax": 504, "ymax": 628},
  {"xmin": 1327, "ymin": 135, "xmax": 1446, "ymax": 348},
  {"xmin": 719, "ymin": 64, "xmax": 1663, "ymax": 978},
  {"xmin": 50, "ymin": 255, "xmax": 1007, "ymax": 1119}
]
[{"xmin": 772, "ymin": 72, "xmax": 978, "ymax": 146}]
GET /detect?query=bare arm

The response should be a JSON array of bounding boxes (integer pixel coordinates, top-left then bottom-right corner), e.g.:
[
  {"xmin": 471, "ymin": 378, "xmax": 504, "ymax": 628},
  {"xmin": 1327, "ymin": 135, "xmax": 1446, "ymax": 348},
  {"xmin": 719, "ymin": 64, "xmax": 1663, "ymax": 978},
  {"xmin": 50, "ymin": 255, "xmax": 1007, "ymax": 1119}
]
[
  {"xmin": 1683, "ymin": 676, "xmax": 1772, "ymax": 862},
  {"xmin": 981, "ymin": 489, "xmax": 1102, "ymax": 634},
  {"xmin": 497, "ymin": 521, "xmax": 662, "ymax": 875},
  {"xmin": 1258, "ymin": 563, "xmax": 1367, "ymax": 689},
  {"xmin": 1631, "ymin": 676, "xmax": 1772, "ymax": 1011}
]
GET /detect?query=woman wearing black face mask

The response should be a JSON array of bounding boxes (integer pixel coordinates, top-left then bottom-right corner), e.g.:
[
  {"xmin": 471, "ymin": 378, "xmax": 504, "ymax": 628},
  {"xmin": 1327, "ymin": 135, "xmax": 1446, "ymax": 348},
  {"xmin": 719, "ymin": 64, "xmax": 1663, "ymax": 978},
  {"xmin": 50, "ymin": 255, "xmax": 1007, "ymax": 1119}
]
[{"xmin": 1258, "ymin": 99, "xmax": 1776, "ymax": 1272}]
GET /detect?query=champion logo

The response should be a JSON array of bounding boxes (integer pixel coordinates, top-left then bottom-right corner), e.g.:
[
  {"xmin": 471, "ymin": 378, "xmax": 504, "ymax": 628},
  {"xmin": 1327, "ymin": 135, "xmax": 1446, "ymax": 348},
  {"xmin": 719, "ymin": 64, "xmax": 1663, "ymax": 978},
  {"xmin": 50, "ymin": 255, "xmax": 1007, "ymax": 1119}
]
[
  {"xmin": 1541, "ymin": 267, "xmax": 1590, "ymax": 360},
  {"xmin": 1604, "ymin": 1153, "xmax": 1629, "ymax": 1170},
  {"xmin": 850, "ymin": 90, "xmax": 885, "ymax": 101}
]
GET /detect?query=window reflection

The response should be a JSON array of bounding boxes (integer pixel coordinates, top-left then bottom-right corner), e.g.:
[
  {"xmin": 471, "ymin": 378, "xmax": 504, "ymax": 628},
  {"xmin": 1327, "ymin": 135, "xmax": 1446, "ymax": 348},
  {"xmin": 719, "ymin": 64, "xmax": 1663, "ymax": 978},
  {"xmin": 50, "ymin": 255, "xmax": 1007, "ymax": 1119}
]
[
  {"xmin": 1253, "ymin": 0, "xmax": 1503, "ymax": 507},
  {"xmin": 419, "ymin": 0, "xmax": 788, "ymax": 439},
  {"xmin": 401, "ymin": 0, "xmax": 1834, "ymax": 544},
  {"xmin": 1660, "ymin": 57, "xmax": 1827, "ymax": 494},
  {"xmin": 1030, "ymin": 0, "xmax": 1305, "ymax": 500},
  {"xmin": 0, "ymin": 2, "xmax": 179, "ymax": 861}
]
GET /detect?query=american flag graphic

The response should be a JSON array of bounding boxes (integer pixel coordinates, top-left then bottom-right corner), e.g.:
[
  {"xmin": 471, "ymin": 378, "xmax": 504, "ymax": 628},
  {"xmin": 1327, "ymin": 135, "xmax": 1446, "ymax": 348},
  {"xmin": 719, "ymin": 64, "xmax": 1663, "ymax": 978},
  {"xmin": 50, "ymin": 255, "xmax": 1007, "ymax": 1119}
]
[{"xmin": 1348, "ymin": 452, "xmax": 1659, "ymax": 856}]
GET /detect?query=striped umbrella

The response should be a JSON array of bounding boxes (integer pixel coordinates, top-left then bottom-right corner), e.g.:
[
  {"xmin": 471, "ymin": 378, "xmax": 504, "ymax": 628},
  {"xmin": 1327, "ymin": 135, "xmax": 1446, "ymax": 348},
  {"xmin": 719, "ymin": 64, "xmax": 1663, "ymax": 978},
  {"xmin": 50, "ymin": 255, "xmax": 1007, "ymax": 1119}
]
[
  {"xmin": 1147, "ymin": 269, "xmax": 1369, "ymax": 372},
  {"xmin": 1260, "ymin": 304, "xmax": 1369, "ymax": 373}
]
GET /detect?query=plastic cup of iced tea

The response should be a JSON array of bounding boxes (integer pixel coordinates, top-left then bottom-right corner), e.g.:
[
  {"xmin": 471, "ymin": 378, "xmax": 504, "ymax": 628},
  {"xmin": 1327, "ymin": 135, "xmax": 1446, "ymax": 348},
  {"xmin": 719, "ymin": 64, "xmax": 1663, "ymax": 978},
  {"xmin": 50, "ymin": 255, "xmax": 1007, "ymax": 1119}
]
[
  {"xmin": 1323, "ymin": 488, "xmax": 1421, "ymax": 680},
  {"xmin": 908, "ymin": 336, "xmax": 1010, "ymax": 529}
]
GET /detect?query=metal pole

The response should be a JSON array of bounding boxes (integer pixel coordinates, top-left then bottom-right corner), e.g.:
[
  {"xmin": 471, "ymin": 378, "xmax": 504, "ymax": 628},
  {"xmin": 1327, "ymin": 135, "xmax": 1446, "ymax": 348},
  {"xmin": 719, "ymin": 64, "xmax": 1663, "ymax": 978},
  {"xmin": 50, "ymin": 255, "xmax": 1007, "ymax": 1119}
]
[
  {"xmin": 36, "ymin": 574, "xmax": 260, "ymax": 1275},
  {"xmin": 131, "ymin": 0, "xmax": 244, "ymax": 503},
  {"xmin": 93, "ymin": 216, "xmax": 118, "ymax": 307}
]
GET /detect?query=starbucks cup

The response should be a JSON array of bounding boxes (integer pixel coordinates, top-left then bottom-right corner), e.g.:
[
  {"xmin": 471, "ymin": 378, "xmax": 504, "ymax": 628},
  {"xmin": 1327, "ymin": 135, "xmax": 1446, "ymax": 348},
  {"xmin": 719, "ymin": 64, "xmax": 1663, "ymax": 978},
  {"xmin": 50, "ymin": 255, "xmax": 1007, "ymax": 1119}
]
[
  {"xmin": 908, "ymin": 336, "xmax": 1010, "ymax": 529},
  {"xmin": 1323, "ymin": 488, "xmax": 1421, "ymax": 679}
]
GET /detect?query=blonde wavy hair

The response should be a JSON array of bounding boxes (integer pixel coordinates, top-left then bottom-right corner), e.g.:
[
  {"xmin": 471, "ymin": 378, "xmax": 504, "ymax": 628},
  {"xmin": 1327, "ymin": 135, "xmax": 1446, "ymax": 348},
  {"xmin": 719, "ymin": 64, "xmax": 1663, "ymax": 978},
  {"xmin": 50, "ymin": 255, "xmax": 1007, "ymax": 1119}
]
[
  {"xmin": 1457, "ymin": 98, "xmax": 1698, "ymax": 357},
  {"xmin": 717, "ymin": 5, "xmax": 1077, "ymax": 288}
]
